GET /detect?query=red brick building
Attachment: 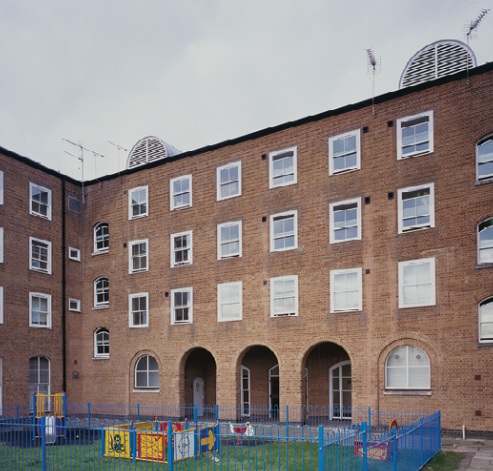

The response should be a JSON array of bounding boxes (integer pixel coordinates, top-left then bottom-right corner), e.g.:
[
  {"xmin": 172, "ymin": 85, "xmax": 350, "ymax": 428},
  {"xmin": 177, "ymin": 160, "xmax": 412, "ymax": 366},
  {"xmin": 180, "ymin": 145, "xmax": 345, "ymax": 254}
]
[{"xmin": 1, "ymin": 52, "xmax": 493, "ymax": 432}]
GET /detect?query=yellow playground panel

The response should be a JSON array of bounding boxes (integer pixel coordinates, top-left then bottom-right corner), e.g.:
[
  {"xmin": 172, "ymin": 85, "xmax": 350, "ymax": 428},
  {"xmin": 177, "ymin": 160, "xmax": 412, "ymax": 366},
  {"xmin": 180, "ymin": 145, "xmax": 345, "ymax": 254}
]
[{"xmin": 35, "ymin": 393, "xmax": 66, "ymax": 418}]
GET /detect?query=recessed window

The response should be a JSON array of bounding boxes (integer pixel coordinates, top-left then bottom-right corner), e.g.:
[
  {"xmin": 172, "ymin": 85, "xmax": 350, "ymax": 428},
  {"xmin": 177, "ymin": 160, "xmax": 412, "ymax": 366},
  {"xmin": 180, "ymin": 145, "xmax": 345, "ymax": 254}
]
[
  {"xmin": 0, "ymin": 227, "xmax": 3, "ymax": 264},
  {"xmin": 29, "ymin": 357, "xmax": 50, "ymax": 399},
  {"xmin": 218, "ymin": 221, "xmax": 242, "ymax": 259},
  {"xmin": 170, "ymin": 175, "xmax": 192, "ymax": 210},
  {"xmin": 0, "ymin": 286, "xmax": 3, "ymax": 324},
  {"xmin": 398, "ymin": 258, "xmax": 436, "ymax": 308},
  {"xmin": 477, "ymin": 136, "xmax": 493, "ymax": 181},
  {"xmin": 68, "ymin": 298, "xmax": 81, "ymax": 312},
  {"xmin": 330, "ymin": 268, "xmax": 362, "ymax": 312},
  {"xmin": 397, "ymin": 111, "xmax": 434, "ymax": 159},
  {"xmin": 94, "ymin": 277, "xmax": 109, "ymax": 308},
  {"xmin": 29, "ymin": 182, "xmax": 52, "ymax": 220},
  {"xmin": 217, "ymin": 161, "xmax": 241, "ymax": 200},
  {"xmin": 129, "ymin": 239, "xmax": 148, "ymax": 273},
  {"xmin": 385, "ymin": 345, "xmax": 430, "ymax": 389},
  {"xmin": 478, "ymin": 218, "xmax": 493, "ymax": 264},
  {"xmin": 330, "ymin": 198, "xmax": 361, "ymax": 243},
  {"xmin": 129, "ymin": 186, "xmax": 148, "ymax": 219},
  {"xmin": 68, "ymin": 247, "xmax": 81, "ymax": 261},
  {"xmin": 171, "ymin": 231, "xmax": 192, "ymax": 267},
  {"xmin": 129, "ymin": 292, "xmax": 149, "ymax": 328},
  {"xmin": 93, "ymin": 223, "xmax": 109, "ymax": 254},
  {"xmin": 218, "ymin": 282, "xmax": 242, "ymax": 322},
  {"xmin": 269, "ymin": 147, "xmax": 297, "ymax": 188},
  {"xmin": 398, "ymin": 183, "xmax": 434, "ymax": 233},
  {"xmin": 328, "ymin": 130, "xmax": 361, "ymax": 175},
  {"xmin": 135, "ymin": 355, "xmax": 159, "ymax": 390},
  {"xmin": 29, "ymin": 293, "xmax": 52, "ymax": 328},
  {"xmin": 479, "ymin": 298, "xmax": 493, "ymax": 343},
  {"xmin": 270, "ymin": 211, "xmax": 298, "ymax": 252},
  {"xmin": 0, "ymin": 170, "xmax": 4, "ymax": 205},
  {"xmin": 171, "ymin": 288, "xmax": 193, "ymax": 324},
  {"xmin": 94, "ymin": 328, "xmax": 109, "ymax": 358},
  {"xmin": 270, "ymin": 275, "xmax": 298, "ymax": 317},
  {"xmin": 29, "ymin": 237, "xmax": 52, "ymax": 274}
]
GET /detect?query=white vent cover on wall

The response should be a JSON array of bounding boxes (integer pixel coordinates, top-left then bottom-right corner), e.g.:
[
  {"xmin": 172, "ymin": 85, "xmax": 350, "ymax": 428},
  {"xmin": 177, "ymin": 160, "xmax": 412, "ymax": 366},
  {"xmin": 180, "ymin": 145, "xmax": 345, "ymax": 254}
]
[{"xmin": 127, "ymin": 136, "xmax": 180, "ymax": 169}]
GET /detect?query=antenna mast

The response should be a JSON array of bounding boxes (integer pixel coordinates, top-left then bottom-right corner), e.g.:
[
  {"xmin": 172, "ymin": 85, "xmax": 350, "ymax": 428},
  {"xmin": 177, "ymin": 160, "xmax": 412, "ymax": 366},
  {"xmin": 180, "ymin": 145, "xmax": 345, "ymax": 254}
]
[
  {"xmin": 465, "ymin": 8, "xmax": 490, "ymax": 82},
  {"xmin": 108, "ymin": 140, "xmax": 128, "ymax": 173},
  {"xmin": 366, "ymin": 48, "xmax": 380, "ymax": 115}
]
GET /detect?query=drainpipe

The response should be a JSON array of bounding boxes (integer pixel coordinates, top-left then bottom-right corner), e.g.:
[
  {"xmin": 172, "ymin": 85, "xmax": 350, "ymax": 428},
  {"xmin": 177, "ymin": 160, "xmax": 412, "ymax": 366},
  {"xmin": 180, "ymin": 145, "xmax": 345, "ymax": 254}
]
[{"xmin": 61, "ymin": 178, "xmax": 67, "ymax": 392}]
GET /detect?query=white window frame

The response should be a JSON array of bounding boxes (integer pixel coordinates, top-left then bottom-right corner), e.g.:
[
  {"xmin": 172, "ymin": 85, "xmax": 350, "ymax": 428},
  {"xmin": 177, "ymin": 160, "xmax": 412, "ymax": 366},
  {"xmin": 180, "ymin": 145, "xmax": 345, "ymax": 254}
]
[
  {"xmin": 68, "ymin": 298, "xmax": 81, "ymax": 312},
  {"xmin": 171, "ymin": 287, "xmax": 193, "ymax": 325},
  {"xmin": 170, "ymin": 175, "xmax": 192, "ymax": 210},
  {"xmin": 129, "ymin": 239, "xmax": 149, "ymax": 273},
  {"xmin": 397, "ymin": 110, "xmax": 434, "ymax": 160},
  {"xmin": 29, "ymin": 293, "xmax": 52, "ymax": 328},
  {"xmin": 330, "ymin": 268, "xmax": 362, "ymax": 313},
  {"xmin": 478, "ymin": 218, "xmax": 493, "ymax": 265},
  {"xmin": 398, "ymin": 258, "xmax": 436, "ymax": 308},
  {"xmin": 94, "ymin": 328, "xmax": 110, "ymax": 358},
  {"xmin": 479, "ymin": 298, "xmax": 493, "ymax": 343},
  {"xmin": 29, "ymin": 182, "xmax": 52, "ymax": 220},
  {"xmin": 0, "ymin": 227, "xmax": 3, "ymax": 264},
  {"xmin": 170, "ymin": 231, "xmax": 193, "ymax": 267},
  {"xmin": 29, "ymin": 237, "xmax": 52, "ymax": 274},
  {"xmin": 128, "ymin": 186, "xmax": 148, "ymax": 220},
  {"xmin": 385, "ymin": 345, "xmax": 430, "ymax": 390},
  {"xmin": 93, "ymin": 223, "xmax": 109, "ymax": 254},
  {"xmin": 68, "ymin": 247, "xmax": 81, "ymax": 261},
  {"xmin": 269, "ymin": 146, "xmax": 297, "ymax": 188},
  {"xmin": 134, "ymin": 355, "xmax": 159, "ymax": 390},
  {"xmin": 217, "ymin": 161, "xmax": 242, "ymax": 201},
  {"xmin": 94, "ymin": 277, "xmax": 109, "ymax": 308},
  {"xmin": 329, "ymin": 198, "xmax": 361, "ymax": 243},
  {"xmin": 477, "ymin": 136, "xmax": 493, "ymax": 181},
  {"xmin": 398, "ymin": 183, "xmax": 435, "ymax": 233},
  {"xmin": 270, "ymin": 275, "xmax": 299, "ymax": 317},
  {"xmin": 328, "ymin": 129, "xmax": 361, "ymax": 175},
  {"xmin": 0, "ymin": 170, "xmax": 4, "ymax": 205},
  {"xmin": 0, "ymin": 286, "xmax": 3, "ymax": 324},
  {"xmin": 217, "ymin": 221, "xmax": 242, "ymax": 259},
  {"xmin": 270, "ymin": 210, "xmax": 298, "ymax": 252},
  {"xmin": 129, "ymin": 292, "xmax": 149, "ymax": 328},
  {"xmin": 217, "ymin": 281, "xmax": 243, "ymax": 322}
]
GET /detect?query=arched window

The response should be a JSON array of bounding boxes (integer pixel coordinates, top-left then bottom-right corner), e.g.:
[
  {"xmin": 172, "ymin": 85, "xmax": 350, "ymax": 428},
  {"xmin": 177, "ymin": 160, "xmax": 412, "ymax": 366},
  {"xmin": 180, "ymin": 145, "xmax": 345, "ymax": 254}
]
[
  {"xmin": 385, "ymin": 345, "xmax": 430, "ymax": 389},
  {"xmin": 94, "ymin": 223, "xmax": 109, "ymax": 254},
  {"xmin": 94, "ymin": 277, "xmax": 109, "ymax": 307},
  {"xmin": 479, "ymin": 298, "xmax": 493, "ymax": 343},
  {"xmin": 478, "ymin": 218, "xmax": 493, "ymax": 264},
  {"xmin": 477, "ymin": 136, "xmax": 493, "ymax": 181},
  {"xmin": 29, "ymin": 356, "xmax": 50, "ymax": 397},
  {"xmin": 94, "ymin": 328, "xmax": 109, "ymax": 358},
  {"xmin": 135, "ymin": 355, "xmax": 159, "ymax": 390}
]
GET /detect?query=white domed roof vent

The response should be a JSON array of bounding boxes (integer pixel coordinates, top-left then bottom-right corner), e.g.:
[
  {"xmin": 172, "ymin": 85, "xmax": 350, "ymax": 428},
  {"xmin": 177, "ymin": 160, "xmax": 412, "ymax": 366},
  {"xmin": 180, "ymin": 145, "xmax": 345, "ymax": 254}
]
[
  {"xmin": 127, "ymin": 136, "xmax": 180, "ymax": 169},
  {"xmin": 399, "ymin": 39, "xmax": 476, "ymax": 89}
]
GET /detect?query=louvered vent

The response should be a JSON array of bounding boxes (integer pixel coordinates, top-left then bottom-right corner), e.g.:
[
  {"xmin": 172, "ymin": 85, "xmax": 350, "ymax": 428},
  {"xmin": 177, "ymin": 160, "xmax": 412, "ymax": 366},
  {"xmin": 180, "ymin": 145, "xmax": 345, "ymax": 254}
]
[
  {"xmin": 127, "ymin": 136, "xmax": 180, "ymax": 169},
  {"xmin": 399, "ymin": 40, "xmax": 476, "ymax": 89}
]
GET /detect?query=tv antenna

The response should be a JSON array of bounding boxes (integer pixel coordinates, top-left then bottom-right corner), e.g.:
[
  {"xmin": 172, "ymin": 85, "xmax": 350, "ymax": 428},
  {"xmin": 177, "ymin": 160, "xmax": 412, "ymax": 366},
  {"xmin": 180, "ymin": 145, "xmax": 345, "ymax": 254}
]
[
  {"xmin": 464, "ymin": 8, "xmax": 490, "ymax": 82},
  {"xmin": 366, "ymin": 48, "xmax": 381, "ymax": 115},
  {"xmin": 108, "ymin": 140, "xmax": 128, "ymax": 173}
]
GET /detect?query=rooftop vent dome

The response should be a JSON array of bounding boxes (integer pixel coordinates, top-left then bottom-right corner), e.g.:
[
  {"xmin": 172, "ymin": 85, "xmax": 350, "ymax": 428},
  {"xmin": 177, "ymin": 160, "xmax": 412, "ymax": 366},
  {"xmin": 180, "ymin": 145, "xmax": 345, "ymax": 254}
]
[
  {"xmin": 126, "ymin": 136, "xmax": 180, "ymax": 169},
  {"xmin": 399, "ymin": 39, "xmax": 477, "ymax": 89}
]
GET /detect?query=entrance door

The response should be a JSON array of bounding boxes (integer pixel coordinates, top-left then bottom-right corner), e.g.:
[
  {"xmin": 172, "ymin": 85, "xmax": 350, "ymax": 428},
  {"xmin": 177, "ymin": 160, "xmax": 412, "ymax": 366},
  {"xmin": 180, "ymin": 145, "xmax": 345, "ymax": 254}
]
[
  {"xmin": 241, "ymin": 366, "xmax": 250, "ymax": 417},
  {"xmin": 269, "ymin": 365, "xmax": 279, "ymax": 418},
  {"xmin": 329, "ymin": 361, "xmax": 352, "ymax": 420},
  {"xmin": 193, "ymin": 377, "xmax": 204, "ymax": 417}
]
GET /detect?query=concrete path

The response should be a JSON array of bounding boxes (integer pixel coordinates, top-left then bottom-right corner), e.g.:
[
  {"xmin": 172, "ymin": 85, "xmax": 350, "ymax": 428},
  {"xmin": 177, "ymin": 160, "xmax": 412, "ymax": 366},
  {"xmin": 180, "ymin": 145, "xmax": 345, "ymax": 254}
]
[{"xmin": 441, "ymin": 438, "xmax": 493, "ymax": 470}]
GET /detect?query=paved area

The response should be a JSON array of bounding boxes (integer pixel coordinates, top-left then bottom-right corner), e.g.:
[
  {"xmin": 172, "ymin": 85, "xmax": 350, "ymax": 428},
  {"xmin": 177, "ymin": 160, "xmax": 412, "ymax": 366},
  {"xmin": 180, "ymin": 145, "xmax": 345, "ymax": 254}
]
[{"xmin": 441, "ymin": 437, "xmax": 493, "ymax": 470}]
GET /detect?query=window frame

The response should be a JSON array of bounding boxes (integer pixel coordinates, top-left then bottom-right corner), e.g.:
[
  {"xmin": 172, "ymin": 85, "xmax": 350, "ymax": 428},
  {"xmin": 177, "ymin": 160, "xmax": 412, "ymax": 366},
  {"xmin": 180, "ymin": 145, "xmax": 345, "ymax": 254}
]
[
  {"xmin": 128, "ymin": 186, "xmax": 148, "ymax": 220},
  {"xmin": 29, "ymin": 292, "xmax": 52, "ymax": 328},
  {"xmin": 217, "ymin": 281, "xmax": 243, "ymax": 322},
  {"xmin": 330, "ymin": 267, "xmax": 363, "ymax": 313},
  {"xmin": 170, "ymin": 175, "xmax": 192, "ymax": 210},
  {"xmin": 29, "ymin": 237, "xmax": 52, "ymax": 274},
  {"xmin": 170, "ymin": 231, "xmax": 193, "ymax": 267},
  {"xmin": 171, "ymin": 287, "xmax": 193, "ymax": 325},
  {"xmin": 328, "ymin": 129, "xmax": 361, "ymax": 175},
  {"xmin": 94, "ymin": 276, "xmax": 109, "ymax": 308},
  {"xmin": 134, "ymin": 355, "xmax": 159, "ymax": 390},
  {"xmin": 329, "ymin": 197, "xmax": 361, "ymax": 244},
  {"xmin": 397, "ymin": 110, "xmax": 434, "ymax": 160},
  {"xmin": 94, "ymin": 328, "xmax": 110, "ymax": 358},
  {"xmin": 270, "ymin": 210, "xmax": 298, "ymax": 252},
  {"xmin": 129, "ymin": 239, "xmax": 149, "ymax": 274},
  {"xmin": 29, "ymin": 182, "xmax": 52, "ymax": 220},
  {"xmin": 128, "ymin": 292, "xmax": 149, "ymax": 328},
  {"xmin": 29, "ymin": 356, "xmax": 50, "ymax": 400},
  {"xmin": 0, "ymin": 170, "xmax": 3, "ymax": 205},
  {"xmin": 269, "ymin": 146, "xmax": 297, "ymax": 189},
  {"xmin": 479, "ymin": 298, "xmax": 493, "ymax": 343},
  {"xmin": 68, "ymin": 298, "xmax": 81, "ymax": 312},
  {"xmin": 68, "ymin": 247, "xmax": 81, "ymax": 261},
  {"xmin": 385, "ymin": 345, "xmax": 431, "ymax": 390},
  {"xmin": 0, "ymin": 286, "xmax": 3, "ymax": 324},
  {"xmin": 478, "ymin": 218, "xmax": 493, "ymax": 265},
  {"xmin": 398, "ymin": 258, "xmax": 436, "ymax": 308},
  {"xmin": 0, "ymin": 227, "xmax": 3, "ymax": 264},
  {"xmin": 217, "ymin": 221, "xmax": 242, "ymax": 259},
  {"xmin": 217, "ymin": 161, "xmax": 242, "ymax": 201},
  {"xmin": 397, "ymin": 183, "xmax": 435, "ymax": 233},
  {"xmin": 270, "ymin": 275, "xmax": 299, "ymax": 318},
  {"xmin": 477, "ymin": 135, "xmax": 493, "ymax": 181},
  {"xmin": 93, "ymin": 223, "xmax": 109, "ymax": 255}
]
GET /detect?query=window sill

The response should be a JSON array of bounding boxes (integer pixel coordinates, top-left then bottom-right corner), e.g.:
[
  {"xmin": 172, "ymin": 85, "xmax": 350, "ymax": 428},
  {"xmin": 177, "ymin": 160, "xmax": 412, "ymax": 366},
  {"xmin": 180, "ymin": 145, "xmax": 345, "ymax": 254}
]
[
  {"xmin": 330, "ymin": 167, "xmax": 360, "ymax": 176},
  {"xmin": 129, "ymin": 214, "xmax": 148, "ymax": 220},
  {"xmin": 475, "ymin": 178, "xmax": 493, "ymax": 186},
  {"xmin": 92, "ymin": 305, "xmax": 109, "ymax": 311},
  {"xmin": 129, "ymin": 269, "xmax": 149, "ymax": 274},
  {"xmin": 92, "ymin": 250, "xmax": 109, "ymax": 256},
  {"xmin": 384, "ymin": 390, "xmax": 431, "ymax": 396},
  {"xmin": 476, "ymin": 263, "xmax": 493, "ymax": 270},
  {"xmin": 398, "ymin": 150, "xmax": 433, "ymax": 160},
  {"xmin": 132, "ymin": 389, "xmax": 160, "ymax": 393},
  {"xmin": 93, "ymin": 356, "xmax": 109, "ymax": 360},
  {"xmin": 30, "ymin": 268, "xmax": 51, "ymax": 275},
  {"xmin": 171, "ymin": 205, "xmax": 192, "ymax": 211}
]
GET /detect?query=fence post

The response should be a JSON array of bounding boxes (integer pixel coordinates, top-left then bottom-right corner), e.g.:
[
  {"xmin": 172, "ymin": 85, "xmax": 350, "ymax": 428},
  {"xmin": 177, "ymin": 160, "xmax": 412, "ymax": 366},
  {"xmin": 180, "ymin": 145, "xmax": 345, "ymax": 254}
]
[
  {"xmin": 318, "ymin": 424, "xmax": 325, "ymax": 471},
  {"xmin": 167, "ymin": 420, "xmax": 174, "ymax": 471},
  {"xmin": 41, "ymin": 416, "xmax": 47, "ymax": 471},
  {"xmin": 392, "ymin": 426, "xmax": 397, "ymax": 471},
  {"xmin": 438, "ymin": 411, "xmax": 441, "ymax": 452},
  {"xmin": 137, "ymin": 403, "xmax": 141, "ymax": 422},
  {"xmin": 420, "ymin": 417, "xmax": 424, "ymax": 466},
  {"xmin": 87, "ymin": 402, "xmax": 91, "ymax": 427},
  {"xmin": 362, "ymin": 421, "xmax": 368, "ymax": 471},
  {"xmin": 286, "ymin": 405, "xmax": 289, "ymax": 427},
  {"xmin": 367, "ymin": 407, "xmax": 371, "ymax": 439}
]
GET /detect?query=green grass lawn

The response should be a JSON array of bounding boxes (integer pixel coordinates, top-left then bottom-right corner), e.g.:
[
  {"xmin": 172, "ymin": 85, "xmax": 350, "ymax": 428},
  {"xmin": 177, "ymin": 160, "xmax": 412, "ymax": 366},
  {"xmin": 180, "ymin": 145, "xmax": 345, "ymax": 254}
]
[{"xmin": 423, "ymin": 451, "xmax": 466, "ymax": 471}]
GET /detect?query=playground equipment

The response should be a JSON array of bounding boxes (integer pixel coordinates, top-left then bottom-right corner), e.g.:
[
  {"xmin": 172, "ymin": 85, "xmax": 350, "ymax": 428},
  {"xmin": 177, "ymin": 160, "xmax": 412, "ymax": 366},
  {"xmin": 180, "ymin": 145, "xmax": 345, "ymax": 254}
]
[{"xmin": 32, "ymin": 392, "xmax": 67, "ymax": 443}]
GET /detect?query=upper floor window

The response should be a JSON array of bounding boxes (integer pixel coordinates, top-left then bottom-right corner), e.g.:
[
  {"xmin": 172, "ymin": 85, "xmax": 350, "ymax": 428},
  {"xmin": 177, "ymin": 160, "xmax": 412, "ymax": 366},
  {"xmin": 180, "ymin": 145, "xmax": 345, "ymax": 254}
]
[
  {"xmin": 218, "ymin": 281, "xmax": 242, "ymax": 322},
  {"xmin": 328, "ymin": 129, "xmax": 361, "ymax": 175},
  {"xmin": 94, "ymin": 328, "xmax": 109, "ymax": 358},
  {"xmin": 478, "ymin": 218, "xmax": 493, "ymax": 264},
  {"xmin": 68, "ymin": 298, "xmax": 81, "ymax": 312},
  {"xmin": 94, "ymin": 276, "xmax": 109, "ymax": 308},
  {"xmin": 30, "ymin": 183, "xmax": 52, "ymax": 220},
  {"xmin": 397, "ymin": 111, "xmax": 434, "ymax": 159},
  {"xmin": 93, "ymin": 223, "xmax": 109, "ymax": 254},
  {"xmin": 128, "ymin": 186, "xmax": 148, "ymax": 219},
  {"xmin": 170, "ymin": 175, "xmax": 192, "ymax": 210},
  {"xmin": 30, "ymin": 237, "xmax": 52, "ymax": 274},
  {"xmin": 270, "ymin": 211, "xmax": 298, "ymax": 252},
  {"xmin": 270, "ymin": 275, "xmax": 298, "ymax": 317},
  {"xmin": 29, "ymin": 292, "xmax": 52, "ymax": 328},
  {"xmin": 385, "ymin": 345, "xmax": 430, "ymax": 389},
  {"xmin": 171, "ymin": 231, "xmax": 192, "ymax": 267},
  {"xmin": 218, "ymin": 221, "xmax": 242, "ymax": 259},
  {"xmin": 330, "ymin": 268, "xmax": 362, "ymax": 313},
  {"xmin": 398, "ymin": 258, "xmax": 436, "ymax": 308},
  {"xmin": 171, "ymin": 287, "xmax": 193, "ymax": 324},
  {"xmin": 135, "ymin": 355, "xmax": 159, "ymax": 390},
  {"xmin": 129, "ymin": 292, "xmax": 148, "ymax": 328},
  {"xmin": 330, "ymin": 198, "xmax": 361, "ymax": 243},
  {"xmin": 217, "ymin": 161, "xmax": 241, "ymax": 200},
  {"xmin": 479, "ymin": 298, "xmax": 493, "ymax": 343},
  {"xmin": 0, "ymin": 170, "xmax": 4, "ymax": 205},
  {"xmin": 68, "ymin": 247, "xmax": 81, "ymax": 261},
  {"xmin": 129, "ymin": 239, "xmax": 148, "ymax": 273},
  {"xmin": 269, "ymin": 147, "xmax": 297, "ymax": 188},
  {"xmin": 477, "ymin": 136, "xmax": 493, "ymax": 181},
  {"xmin": 398, "ymin": 183, "xmax": 435, "ymax": 233}
]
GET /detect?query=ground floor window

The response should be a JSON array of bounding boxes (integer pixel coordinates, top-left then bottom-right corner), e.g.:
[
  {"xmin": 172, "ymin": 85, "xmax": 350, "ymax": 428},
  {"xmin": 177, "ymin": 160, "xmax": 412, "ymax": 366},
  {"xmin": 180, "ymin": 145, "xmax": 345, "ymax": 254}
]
[{"xmin": 385, "ymin": 345, "xmax": 430, "ymax": 389}]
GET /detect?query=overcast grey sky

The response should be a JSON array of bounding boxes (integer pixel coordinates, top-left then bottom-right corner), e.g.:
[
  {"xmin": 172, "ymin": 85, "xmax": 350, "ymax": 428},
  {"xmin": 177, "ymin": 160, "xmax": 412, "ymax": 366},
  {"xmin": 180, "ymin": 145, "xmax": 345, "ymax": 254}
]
[{"xmin": 1, "ymin": 0, "xmax": 492, "ymax": 180}]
